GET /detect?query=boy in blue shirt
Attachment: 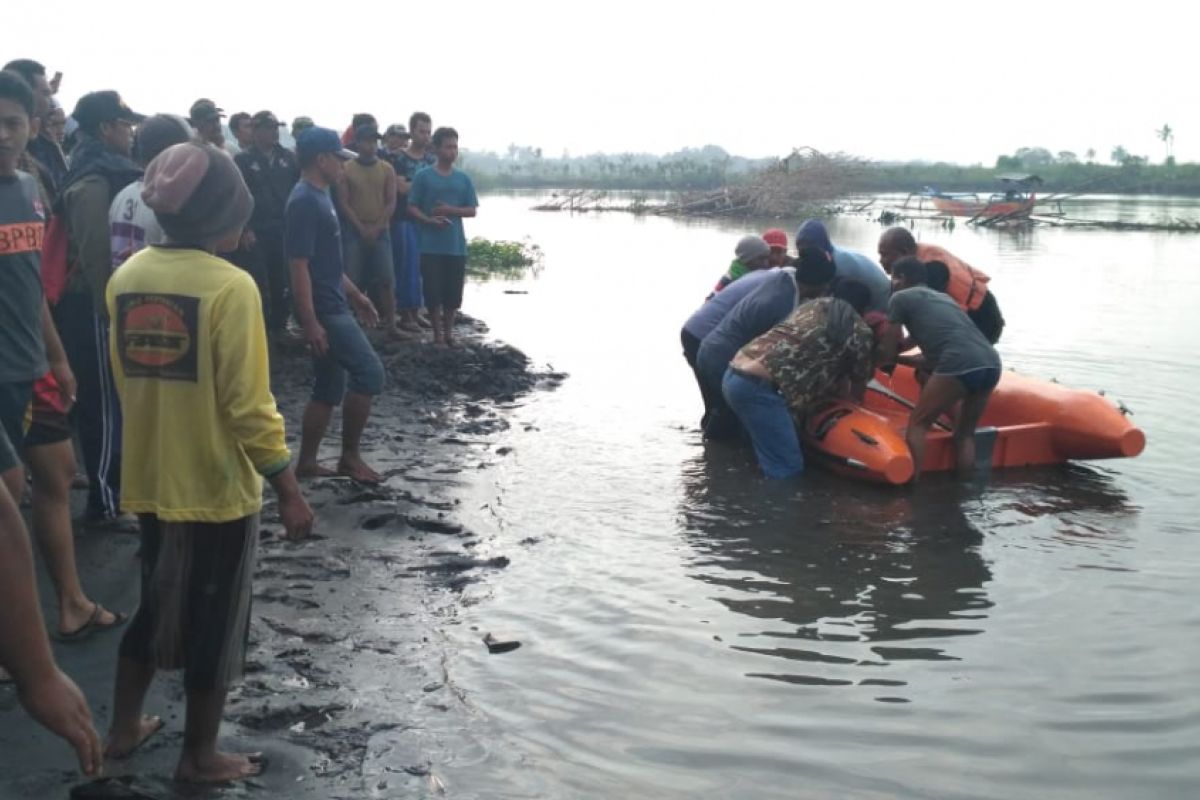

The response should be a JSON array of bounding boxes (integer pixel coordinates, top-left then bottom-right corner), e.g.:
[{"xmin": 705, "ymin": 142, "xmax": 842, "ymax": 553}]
[{"xmin": 407, "ymin": 127, "xmax": 478, "ymax": 347}]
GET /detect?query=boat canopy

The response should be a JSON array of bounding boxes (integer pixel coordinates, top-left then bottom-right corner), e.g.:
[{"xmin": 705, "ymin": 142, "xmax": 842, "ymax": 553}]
[{"xmin": 996, "ymin": 174, "xmax": 1044, "ymax": 187}]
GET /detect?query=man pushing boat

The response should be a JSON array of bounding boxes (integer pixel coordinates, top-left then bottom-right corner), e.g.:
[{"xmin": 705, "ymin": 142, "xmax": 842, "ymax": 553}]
[{"xmin": 877, "ymin": 226, "xmax": 1005, "ymax": 344}]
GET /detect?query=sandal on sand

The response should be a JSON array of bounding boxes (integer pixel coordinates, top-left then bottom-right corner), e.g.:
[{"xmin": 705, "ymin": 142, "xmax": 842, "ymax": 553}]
[{"xmin": 56, "ymin": 602, "xmax": 127, "ymax": 643}]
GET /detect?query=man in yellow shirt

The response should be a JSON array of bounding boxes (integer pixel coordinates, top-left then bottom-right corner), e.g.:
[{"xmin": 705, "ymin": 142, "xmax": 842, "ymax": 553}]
[
  {"xmin": 104, "ymin": 141, "xmax": 313, "ymax": 784},
  {"xmin": 337, "ymin": 124, "xmax": 398, "ymax": 332}
]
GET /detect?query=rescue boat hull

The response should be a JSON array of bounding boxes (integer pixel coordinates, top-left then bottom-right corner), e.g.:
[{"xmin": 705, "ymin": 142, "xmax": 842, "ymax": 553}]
[{"xmin": 801, "ymin": 366, "xmax": 1145, "ymax": 484}]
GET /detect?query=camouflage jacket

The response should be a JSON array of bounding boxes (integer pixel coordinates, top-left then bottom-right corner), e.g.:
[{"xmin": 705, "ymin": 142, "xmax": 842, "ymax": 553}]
[{"xmin": 738, "ymin": 297, "xmax": 874, "ymax": 415}]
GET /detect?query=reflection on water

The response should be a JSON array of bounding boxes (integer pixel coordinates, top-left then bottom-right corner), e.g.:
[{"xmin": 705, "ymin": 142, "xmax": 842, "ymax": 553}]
[
  {"xmin": 435, "ymin": 193, "xmax": 1199, "ymax": 799},
  {"xmin": 681, "ymin": 454, "xmax": 993, "ymax": 693},
  {"xmin": 677, "ymin": 456, "xmax": 1141, "ymax": 697}
]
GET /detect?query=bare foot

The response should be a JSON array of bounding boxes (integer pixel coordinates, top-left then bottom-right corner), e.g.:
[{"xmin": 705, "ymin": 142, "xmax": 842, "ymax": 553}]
[
  {"xmin": 337, "ymin": 455, "xmax": 383, "ymax": 484},
  {"xmin": 105, "ymin": 715, "xmax": 164, "ymax": 759},
  {"xmin": 295, "ymin": 462, "xmax": 337, "ymax": 479},
  {"xmin": 175, "ymin": 750, "xmax": 265, "ymax": 784}
]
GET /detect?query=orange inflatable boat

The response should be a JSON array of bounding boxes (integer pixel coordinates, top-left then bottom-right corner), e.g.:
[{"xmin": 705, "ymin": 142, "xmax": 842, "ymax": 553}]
[{"xmin": 802, "ymin": 365, "xmax": 1146, "ymax": 484}]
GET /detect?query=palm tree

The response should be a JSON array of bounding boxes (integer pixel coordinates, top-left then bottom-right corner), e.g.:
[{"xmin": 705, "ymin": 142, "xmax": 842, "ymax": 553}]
[
  {"xmin": 1085, "ymin": 148, "xmax": 1096, "ymax": 164},
  {"xmin": 1156, "ymin": 124, "xmax": 1175, "ymax": 162},
  {"xmin": 1111, "ymin": 145, "xmax": 1129, "ymax": 166}
]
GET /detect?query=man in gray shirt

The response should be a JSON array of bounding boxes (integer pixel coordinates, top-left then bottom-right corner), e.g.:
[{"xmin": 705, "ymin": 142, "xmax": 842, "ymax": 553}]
[{"xmin": 878, "ymin": 257, "xmax": 1001, "ymax": 482}]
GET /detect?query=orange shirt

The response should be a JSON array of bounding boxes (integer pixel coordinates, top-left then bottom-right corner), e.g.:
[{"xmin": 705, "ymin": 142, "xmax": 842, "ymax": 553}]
[{"xmin": 915, "ymin": 242, "xmax": 990, "ymax": 312}]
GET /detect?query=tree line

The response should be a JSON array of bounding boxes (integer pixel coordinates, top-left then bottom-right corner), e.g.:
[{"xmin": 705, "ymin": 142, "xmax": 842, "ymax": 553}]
[{"xmin": 461, "ymin": 128, "xmax": 1200, "ymax": 196}]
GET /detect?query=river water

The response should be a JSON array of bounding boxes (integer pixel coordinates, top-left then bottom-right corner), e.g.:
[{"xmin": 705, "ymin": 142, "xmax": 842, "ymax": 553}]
[{"xmin": 416, "ymin": 195, "xmax": 1199, "ymax": 799}]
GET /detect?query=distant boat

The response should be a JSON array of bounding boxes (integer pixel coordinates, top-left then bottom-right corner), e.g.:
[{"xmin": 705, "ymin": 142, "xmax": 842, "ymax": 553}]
[{"xmin": 916, "ymin": 174, "xmax": 1043, "ymax": 220}]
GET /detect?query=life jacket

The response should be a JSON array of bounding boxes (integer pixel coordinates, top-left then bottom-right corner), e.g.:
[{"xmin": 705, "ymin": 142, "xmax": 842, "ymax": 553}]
[{"xmin": 915, "ymin": 242, "xmax": 989, "ymax": 312}]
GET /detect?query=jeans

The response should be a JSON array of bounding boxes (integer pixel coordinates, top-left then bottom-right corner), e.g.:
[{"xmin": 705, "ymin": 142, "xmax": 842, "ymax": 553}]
[
  {"xmin": 722, "ymin": 367, "xmax": 805, "ymax": 479},
  {"xmin": 311, "ymin": 312, "xmax": 385, "ymax": 405},
  {"xmin": 54, "ymin": 291, "xmax": 122, "ymax": 518}
]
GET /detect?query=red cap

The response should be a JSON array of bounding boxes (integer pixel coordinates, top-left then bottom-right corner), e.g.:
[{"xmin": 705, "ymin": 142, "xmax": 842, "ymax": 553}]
[{"xmin": 762, "ymin": 228, "xmax": 788, "ymax": 250}]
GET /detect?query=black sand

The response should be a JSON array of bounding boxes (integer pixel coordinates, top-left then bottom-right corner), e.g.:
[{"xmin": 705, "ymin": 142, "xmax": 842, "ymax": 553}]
[{"xmin": 0, "ymin": 317, "xmax": 562, "ymax": 799}]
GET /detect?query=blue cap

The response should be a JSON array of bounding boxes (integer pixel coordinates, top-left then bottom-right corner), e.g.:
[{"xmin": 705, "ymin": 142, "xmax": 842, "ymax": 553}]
[{"xmin": 296, "ymin": 126, "xmax": 356, "ymax": 161}]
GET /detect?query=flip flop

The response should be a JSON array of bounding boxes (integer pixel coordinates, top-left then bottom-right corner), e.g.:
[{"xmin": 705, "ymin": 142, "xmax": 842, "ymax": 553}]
[{"xmin": 56, "ymin": 602, "xmax": 128, "ymax": 642}]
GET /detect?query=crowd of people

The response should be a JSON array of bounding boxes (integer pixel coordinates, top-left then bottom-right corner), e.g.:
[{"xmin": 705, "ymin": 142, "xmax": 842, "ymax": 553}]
[
  {"xmin": 0, "ymin": 57, "xmax": 479, "ymax": 784},
  {"xmin": 0, "ymin": 53, "xmax": 1008, "ymax": 786},
  {"xmin": 682, "ymin": 220, "xmax": 1005, "ymax": 482}
]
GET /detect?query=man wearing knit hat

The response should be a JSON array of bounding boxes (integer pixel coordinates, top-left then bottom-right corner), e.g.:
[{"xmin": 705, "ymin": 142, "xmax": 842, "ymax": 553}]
[
  {"xmin": 695, "ymin": 246, "xmax": 836, "ymax": 440},
  {"xmin": 104, "ymin": 142, "xmax": 313, "ymax": 784},
  {"xmin": 711, "ymin": 234, "xmax": 771, "ymax": 296},
  {"xmin": 286, "ymin": 127, "xmax": 386, "ymax": 483}
]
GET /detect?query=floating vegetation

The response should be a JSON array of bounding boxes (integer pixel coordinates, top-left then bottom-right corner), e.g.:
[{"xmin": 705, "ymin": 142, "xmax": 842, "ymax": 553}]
[{"xmin": 467, "ymin": 237, "xmax": 544, "ymax": 281}]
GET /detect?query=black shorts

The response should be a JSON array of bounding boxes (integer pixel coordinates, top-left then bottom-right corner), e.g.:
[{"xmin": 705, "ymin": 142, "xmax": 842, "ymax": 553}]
[
  {"xmin": 24, "ymin": 373, "xmax": 73, "ymax": 448},
  {"xmin": 420, "ymin": 253, "xmax": 467, "ymax": 310},
  {"xmin": 948, "ymin": 367, "xmax": 1002, "ymax": 394}
]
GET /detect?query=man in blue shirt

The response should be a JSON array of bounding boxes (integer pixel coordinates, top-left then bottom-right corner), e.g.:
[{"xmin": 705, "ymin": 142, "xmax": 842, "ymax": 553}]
[
  {"xmin": 285, "ymin": 127, "xmax": 386, "ymax": 483},
  {"xmin": 408, "ymin": 126, "xmax": 479, "ymax": 347},
  {"xmin": 681, "ymin": 267, "xmax": 783, "ymax": 432},
  {"xmin": 381, "ymin": 114, "xmax": 436, "ymax": 333},
  {"xmin": 696, "ymin": 249, "xmax": 836, "ymax": 440},
  {"xmin": 795, "ymin": 218, "xmax": 892, "ymax": 314}
]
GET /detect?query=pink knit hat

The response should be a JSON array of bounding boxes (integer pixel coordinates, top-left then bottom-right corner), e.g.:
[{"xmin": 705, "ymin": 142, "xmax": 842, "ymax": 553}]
[{"xmin": 142, "ymin": 142, "xmax": 253, "ymax": 245}]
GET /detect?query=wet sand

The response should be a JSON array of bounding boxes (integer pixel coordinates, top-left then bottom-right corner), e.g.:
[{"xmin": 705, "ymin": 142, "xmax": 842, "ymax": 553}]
[{"xmin": 0, "ymin": 316, "xmax": 562, "ymax": 799}]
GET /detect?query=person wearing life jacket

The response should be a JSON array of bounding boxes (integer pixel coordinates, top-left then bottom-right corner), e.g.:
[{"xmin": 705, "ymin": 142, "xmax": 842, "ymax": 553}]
[{"xmin": 877, "ymin": 227, "xmax": 1005, "ymax": 344}]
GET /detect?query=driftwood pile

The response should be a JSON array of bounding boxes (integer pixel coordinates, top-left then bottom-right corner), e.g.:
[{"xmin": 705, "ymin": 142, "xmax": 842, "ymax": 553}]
[{"xmin": 651, "ymin": 147, "xmax": 867, "ymax": 219}]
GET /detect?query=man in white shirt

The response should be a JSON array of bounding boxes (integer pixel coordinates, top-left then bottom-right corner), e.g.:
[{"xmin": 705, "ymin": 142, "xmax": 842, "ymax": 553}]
[{"xmin": 109, "ymin": 114, "xmax": 192, "ymax": 269}]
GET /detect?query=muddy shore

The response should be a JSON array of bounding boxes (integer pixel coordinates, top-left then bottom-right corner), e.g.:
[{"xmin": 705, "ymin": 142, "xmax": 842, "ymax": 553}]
[{"xmin": 0, "ymin": 317, "xmax": 562, "ymax": 799}]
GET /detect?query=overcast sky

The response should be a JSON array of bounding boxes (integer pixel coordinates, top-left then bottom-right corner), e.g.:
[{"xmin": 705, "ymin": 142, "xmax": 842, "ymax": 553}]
[{"xmin": 32, "ymin": 0, "xmax": 1190, "ymax": 165}]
